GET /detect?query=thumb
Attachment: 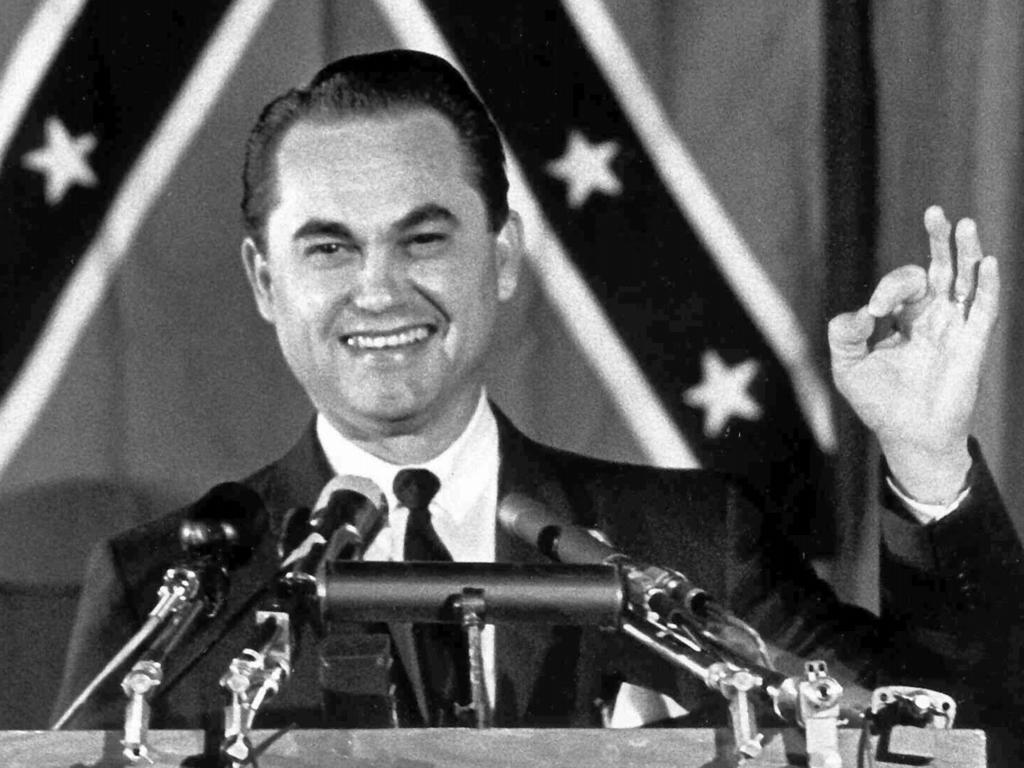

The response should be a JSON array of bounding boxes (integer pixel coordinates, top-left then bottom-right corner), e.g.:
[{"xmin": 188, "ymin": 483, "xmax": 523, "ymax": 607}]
[{"xmin": 828, "ymin": 307, "xmax": 874, "ymax": 368}]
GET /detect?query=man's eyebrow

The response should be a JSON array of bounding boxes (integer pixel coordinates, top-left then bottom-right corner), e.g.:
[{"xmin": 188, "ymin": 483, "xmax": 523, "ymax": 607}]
[
  {"xmin": 393, "ymin": 204, "xmax": 458, "ymax": 231},
  {"xmin": 292, "ymin": 219, "xmax": 355, "ymax": 241}
]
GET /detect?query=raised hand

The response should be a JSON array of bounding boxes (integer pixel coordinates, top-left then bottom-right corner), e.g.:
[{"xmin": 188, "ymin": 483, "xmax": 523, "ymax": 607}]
[{"xmin": 827, "ymin": 206, "xmax": 999, "ymax": 503}]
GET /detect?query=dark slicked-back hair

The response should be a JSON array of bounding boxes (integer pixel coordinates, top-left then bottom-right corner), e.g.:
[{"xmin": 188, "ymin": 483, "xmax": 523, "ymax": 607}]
[{"xmin": 241, "ymin": 49, "xmax": 509, "ymax": 251}]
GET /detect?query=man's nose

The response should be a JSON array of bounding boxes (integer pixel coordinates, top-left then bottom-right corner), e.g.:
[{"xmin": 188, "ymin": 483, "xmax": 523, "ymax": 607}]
[{"xmin": 351, "ymin": 247, "xmax": 404, "ymax": 312}]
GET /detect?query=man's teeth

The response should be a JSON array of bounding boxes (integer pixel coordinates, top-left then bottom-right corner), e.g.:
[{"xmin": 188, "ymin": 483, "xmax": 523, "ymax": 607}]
[{"xmin": 345, "ymin": 327, "xmax": 431, "ymax": 350}]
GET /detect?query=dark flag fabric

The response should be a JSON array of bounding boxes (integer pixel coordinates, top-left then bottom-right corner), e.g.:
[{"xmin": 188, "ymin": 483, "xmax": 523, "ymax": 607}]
[
  {"xmin": 0, "ymin": 0, "xmax": 272, "ymax": 483},
  {"xmin": 386, "ymin": 0, "xmax": 838, "ymax": 549}
]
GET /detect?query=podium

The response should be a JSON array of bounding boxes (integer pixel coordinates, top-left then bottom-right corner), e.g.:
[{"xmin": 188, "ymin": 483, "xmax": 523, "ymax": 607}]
[{"xmin": 0, "ymin": 728, "xmax": 987, "ymax": 767}]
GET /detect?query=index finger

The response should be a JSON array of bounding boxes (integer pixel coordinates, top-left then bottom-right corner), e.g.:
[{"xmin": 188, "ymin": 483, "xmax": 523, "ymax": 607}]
[{"xmin": 866, "ymin": 263, "xmax": 928, "ymax": 318}]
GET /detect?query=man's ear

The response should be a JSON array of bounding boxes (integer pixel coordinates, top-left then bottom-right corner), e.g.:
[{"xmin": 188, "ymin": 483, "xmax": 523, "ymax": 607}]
[
  {"xmin": 241, "ymin": 237, "xmax": 276, "ymax": 323},
  {"xmin": 495, "ymin": 210, "xmax": 524, "ymax": 302}
]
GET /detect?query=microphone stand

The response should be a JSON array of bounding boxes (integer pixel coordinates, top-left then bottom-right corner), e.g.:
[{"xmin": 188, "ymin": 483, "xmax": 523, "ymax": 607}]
[
  {"xmin": 121, "ymin": 597, "xmax": 206, "ymax": 763},
  {"xmin": 219, "ymin": 607, "xmax": 293, "ymax": 768},
  {"xmin": 452, "ymin": 588, "xmax": 490, "ymax": 728},
  {"xmin": 622, "ymin": 612, "xmax": 844, "ymax": 767},
  {"xmin": 218, "ymin": 566, "xmax": 320, "ymax": 767},
  {"xmin": 218, "ymin": 488, "xmax": 387, "ymax": 763},
  {"xmin": 54, "ymin": 481, "xmax": 265, "ymax": 741},
  {"xmin": 578, "ymin": 532, "xmax": 845, "ymax": 765},
  {"xmin": 51, "ymin": 565, "xmax": 204, "ymax": 731},
  {"xmin": 120, "ymin": 561, "xmax": 228, "ymax": 763}
]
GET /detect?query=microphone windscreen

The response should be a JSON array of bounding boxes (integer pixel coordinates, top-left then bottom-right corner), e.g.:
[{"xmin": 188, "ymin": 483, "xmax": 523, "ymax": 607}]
[
  {"xmin": 314, "ymin": 476, "xmax": 388, "ymax": 552},
  {"xmin": 497, "ymin": 492, "xmax": 553, "ymax": 546},
  {"xmin": 179, "ymin": 482, "xmax": 267, "ymax": 567},
  {"xmin": 549, "ymin": 525, "xmax": 618, "ymax": 565},
  {"xmin": 499, "ymin": 493, "xmax": 616, "ymax": 564},
  {"xmin": 314, "ymin": 475, "xmax": 385, "ymax": 512}
]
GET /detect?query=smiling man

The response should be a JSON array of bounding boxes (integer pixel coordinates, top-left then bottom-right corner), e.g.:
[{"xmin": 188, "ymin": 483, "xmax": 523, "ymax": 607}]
[
  {"xmin": 242, "ymin": 106, "xmax": 520, "ymax": 462},
  {"xmin": 55, "ymin": 50, "xmax": 1024, "ymax": 744}
]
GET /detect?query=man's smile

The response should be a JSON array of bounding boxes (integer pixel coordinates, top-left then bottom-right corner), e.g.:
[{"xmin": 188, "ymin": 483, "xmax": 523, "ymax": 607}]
[{"xmin": 340, "ymin": 323, "xmax": 438, "ymax": 351}]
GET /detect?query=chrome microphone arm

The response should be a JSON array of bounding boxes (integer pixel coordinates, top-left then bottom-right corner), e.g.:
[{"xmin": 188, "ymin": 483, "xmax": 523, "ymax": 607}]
[
  {"xmin": 52, "ymin": 565, "xmax": 204, "ymax": 733},
  {"xmin": 620, "ymin": 613, "xmax": 766, "ymax": 762},
  {"xmin": 120, "ymin": 563, "xmax": 226, "ymax": 763},
  {"xmin": 621, "ymin": 610, "xmax": 843, "ymax": 766},
  {"xmin": 148, "ymin": 566, "xmax": 203, "ymax": 622}
]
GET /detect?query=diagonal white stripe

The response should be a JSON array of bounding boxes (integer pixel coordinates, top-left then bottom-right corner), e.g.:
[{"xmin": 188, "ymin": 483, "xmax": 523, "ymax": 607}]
[
  {"xmin": 374, "ymin": 0, "xmax": 698, "ymax": 469},
  {"xmin": 561, "ymin": 0, "xmax": 836, "ymax": 452},
  {"xmin": 506, "ymin": 170, "xmax": 700, "ymax": 468},
  {"xmin": 0, "ymin": 0, "xmax": 87, "ymax": 166},
  {"xmin": 0, "ymin": 0, "xmax": 278, "ymax": 482}
]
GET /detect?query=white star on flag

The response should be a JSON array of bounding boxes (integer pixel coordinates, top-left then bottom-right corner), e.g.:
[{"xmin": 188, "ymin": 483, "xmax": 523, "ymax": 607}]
[
  {"xmin": 546, "ymin": 130, "xmax": 621, "ymax": 208},
  {"xmin": 683, "ymin": 350, "xmax": 762, "ymax": 438},
  {"xmin": 22, "ymin": 116, "xmax": 98, "ymax": 205}
]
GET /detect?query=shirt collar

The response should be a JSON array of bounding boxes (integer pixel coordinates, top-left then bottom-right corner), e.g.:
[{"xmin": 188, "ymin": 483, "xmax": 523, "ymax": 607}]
[{"xmin": 314, "ymin": 391, "xmax": 498, "ymax": 525}]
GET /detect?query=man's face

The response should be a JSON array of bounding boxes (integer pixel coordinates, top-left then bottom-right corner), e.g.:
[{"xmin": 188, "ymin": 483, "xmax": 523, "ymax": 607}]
[{"xmin": 243, "ymin": 110, "xmax": 520, "ymax": 442}]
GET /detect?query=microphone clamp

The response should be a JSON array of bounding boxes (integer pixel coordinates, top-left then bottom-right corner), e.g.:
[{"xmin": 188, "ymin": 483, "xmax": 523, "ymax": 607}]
[{"xmin": 147, "ymin": 567, "xmax": 201, "ymax": 622}]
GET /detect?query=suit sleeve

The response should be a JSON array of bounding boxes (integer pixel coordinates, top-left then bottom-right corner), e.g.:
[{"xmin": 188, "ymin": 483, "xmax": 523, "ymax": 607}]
[
  {"xmin": 598, "ymin": 439, "xmax": 1024, "ymax": 731},
  {"xmin": 51, "ymin": 539, "xmax": 142, "ymax": 729},
  {"xmin": 874, "ymin": 438, "xmax": 1024, "ymax": 728},
  {"xmin": 732, "ymin": 438, "xmax": 1024, "ymax": 728}
]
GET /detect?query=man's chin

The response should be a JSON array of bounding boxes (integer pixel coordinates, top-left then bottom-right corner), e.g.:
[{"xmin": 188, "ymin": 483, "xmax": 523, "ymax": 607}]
[
  {"xmin": 321, "ymin": 383, "xmax": 480, "ymax": 443},
  {"xmin": 328, "ymin": 396, "xmax": 437, "ymax": 437},
  {"xmin": 368, "ymin": 407, "xmax": 432, "ymax": 436}
]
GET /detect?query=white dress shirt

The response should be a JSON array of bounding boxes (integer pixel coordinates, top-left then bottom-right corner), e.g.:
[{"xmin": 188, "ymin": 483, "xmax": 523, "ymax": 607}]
[{"xmin": 315, "ymin": 392, "xmax": 500, "ymax": 704}]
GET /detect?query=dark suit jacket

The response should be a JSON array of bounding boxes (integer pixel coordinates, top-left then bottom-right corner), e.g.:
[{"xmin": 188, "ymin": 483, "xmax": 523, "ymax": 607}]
[{"xmin": 53, "ymin": 411, "xmax": 1024, "ymax": 734}]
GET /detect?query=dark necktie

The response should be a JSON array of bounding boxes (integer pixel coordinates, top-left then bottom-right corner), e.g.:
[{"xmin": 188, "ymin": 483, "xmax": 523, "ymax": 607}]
[
  {"xmin": 393, "ymin": 468, "xmax": 470, "ymax": 726},
  {"xmin": 397, "ymin": 468, "xmax": 449, "ymax": 562}
]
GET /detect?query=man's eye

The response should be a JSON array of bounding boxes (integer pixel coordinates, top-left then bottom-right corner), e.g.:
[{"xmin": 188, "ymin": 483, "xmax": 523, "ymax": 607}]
[
  {"xmin": 303, "ymin": 241, "xmax": 351, "ymax": 259},
  {"xmin": 405, "ymin": 232, "xmax": 448, "ymax": 255}
]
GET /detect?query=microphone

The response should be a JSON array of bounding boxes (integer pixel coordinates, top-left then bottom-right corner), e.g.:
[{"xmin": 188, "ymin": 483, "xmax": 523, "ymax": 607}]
[
  {"xmin": 170, "ymin": 482, "xmax": 267, "ymax": 617},
  {"xmin": 498, "ymin": 493, "xmax": 711, "ymax": 624},
  {"xmin": 499, "ymin": 494, "xmax": 774, "ymax": 671},
  {"xmin": 241, "ymin": 476, "xmax": 388, "ymax": 664},
  {"xmin": 180, "ymin": 482, "xmax": 267, "ymax": 568},
  {"xmin": 53, "ymin": 482, "xmax": 267, "ymax": 733},
  {"xmin": 280, "ymin": 475, "xmax": 388, "ymax": 577},
  {"xmin": 315, "ymin": 474, "xmax": 388, "ymax": 562},
  {"xmin": 260, "ymin": 476, "xmax": 387, "ymax": 642}
]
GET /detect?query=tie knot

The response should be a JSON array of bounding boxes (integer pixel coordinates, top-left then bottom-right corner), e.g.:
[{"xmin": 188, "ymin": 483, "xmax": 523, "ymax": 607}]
[{"xmin": 393, "ymin": 468, "xmax": 441, "ymax": 511}]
